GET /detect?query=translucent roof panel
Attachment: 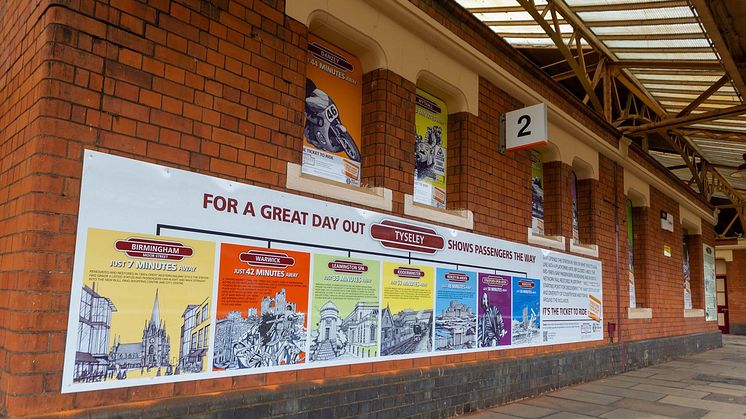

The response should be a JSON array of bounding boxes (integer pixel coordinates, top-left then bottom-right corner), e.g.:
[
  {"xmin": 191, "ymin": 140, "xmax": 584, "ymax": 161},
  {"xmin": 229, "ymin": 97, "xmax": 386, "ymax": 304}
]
[
  {"xmin": 502, "ymin": 37, "xmax": 580, "ymax": 47},
  {"xmin": 565, "ymin": 0, "xmax": 680, "ymax": 7},
  {"xmin": 577, "ymin": 7, "xmax": 694, "ymax": 23},
  {"xmin": 458, "ymin": 0, "xmax": 547, "ymax": 8},
  {"xmin": 489, "ymin": 25, "xmax": 573, "ymax": 34},
  {"xmin": 472, "ymin": 11, "xmax": 539, "ymax": 22},
  {"xmin": 616, "ymin": 52, "xmax": 718, "ymax": 61},
  {"xmin": 636, "ymin": 74, "xmax": 724, "ymax": 82},
  {"xmin": 566, "ymin": 0, "xmax": 688, "ymax": 6},
  {"xmin": 591, "ymin": 24, "xmax": 702, "ymax": 36},
  {"xmin": 605, "ymin": 39, "xmax": 712, "ymax": 49},
  {"xmin": 693, "ymin": 124, "xmax": 746, "ymax": 133}
]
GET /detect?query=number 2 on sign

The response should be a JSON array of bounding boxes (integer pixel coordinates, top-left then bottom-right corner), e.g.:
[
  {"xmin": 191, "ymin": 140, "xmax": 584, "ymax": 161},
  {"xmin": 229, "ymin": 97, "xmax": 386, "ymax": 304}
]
[{"xmin": 517, "ymin": 115, "xmax": 532, "ymax": 137}]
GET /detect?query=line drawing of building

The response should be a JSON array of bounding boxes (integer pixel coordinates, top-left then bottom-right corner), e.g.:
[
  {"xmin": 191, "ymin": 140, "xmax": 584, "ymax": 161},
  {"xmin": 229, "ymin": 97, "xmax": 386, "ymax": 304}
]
[
  {"xmin": 310, "ymin": 300, "xmax": 378, "ymax": 361},
  {"xmin": 435, "ymin": 300, "xmax": 476, "ymax": 351},
  {"xmin": 179, "ymin": 297, "xmax": 210, "ymax": 373},
  {"xmin": 141, "ymin": 289, "xmax": 171, "ymax": 372},
  {"xmin": 108, "ymin": 289, "xmax": 175, "ymax": 378},
  {"xmin": 74, "ymin": 283, "xmax": 116, "ymax": 383},
  {"xmin": 213, "ymin": 288, "xmax": 306, "ymax": 369}
]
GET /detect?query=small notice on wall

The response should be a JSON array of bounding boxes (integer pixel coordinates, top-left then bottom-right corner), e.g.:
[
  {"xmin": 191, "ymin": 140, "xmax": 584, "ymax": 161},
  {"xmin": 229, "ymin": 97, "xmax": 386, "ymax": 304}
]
[
  {"xmin": 663, "ymin": 245, "xmax": 672, "ymax": 257},
  {"xmin": 660, "ymin": 210, "xmax": 674, "ymax": 232}
]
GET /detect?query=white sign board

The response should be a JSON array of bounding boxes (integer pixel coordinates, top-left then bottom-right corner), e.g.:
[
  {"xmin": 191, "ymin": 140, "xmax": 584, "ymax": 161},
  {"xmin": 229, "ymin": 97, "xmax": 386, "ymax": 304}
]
[
  {"xmin": 62, "ymin": 151, "xmax": 602, "ymax": 393},
  {"xmin": 505, "ymin": 103, "xmax": 548, "ymax": 151}
]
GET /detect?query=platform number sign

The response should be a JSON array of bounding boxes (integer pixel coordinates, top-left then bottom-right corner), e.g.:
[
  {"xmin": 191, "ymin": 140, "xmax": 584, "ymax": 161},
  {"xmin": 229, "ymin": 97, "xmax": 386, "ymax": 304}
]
[{"xmin": 504, "ymin": 103, "xmax": 547, "ymax": 152}]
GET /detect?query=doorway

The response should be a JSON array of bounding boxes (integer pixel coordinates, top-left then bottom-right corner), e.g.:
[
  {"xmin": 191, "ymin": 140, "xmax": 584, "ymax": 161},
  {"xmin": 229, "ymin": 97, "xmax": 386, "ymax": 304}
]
[{"xmin": 716, "ymin": 275, "xmax": 729, "ymax": 334}]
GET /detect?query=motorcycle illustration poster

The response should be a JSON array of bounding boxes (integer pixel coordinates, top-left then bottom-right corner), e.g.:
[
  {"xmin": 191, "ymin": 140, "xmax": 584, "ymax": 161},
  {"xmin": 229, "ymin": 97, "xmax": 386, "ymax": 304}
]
[
  {"xmin": 213, "ymin": 243, "xmax": 310, "ymax": 371},
  {"xmin": 414, "ymin": 89, "xmax": 448, "ymax": 208},
  {"xmin": 304, "ymin": 35, "xmax": 363, "ymax": 185},
  {"xmin": 309, "ymin": 255, "xmax": 381, "ymax": 363}
]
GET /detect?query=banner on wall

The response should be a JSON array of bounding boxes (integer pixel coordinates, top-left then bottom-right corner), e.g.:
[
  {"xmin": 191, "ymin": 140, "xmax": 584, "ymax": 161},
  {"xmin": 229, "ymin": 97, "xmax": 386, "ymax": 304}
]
[
  {"xmin": 704, "ymin": 244, "xmax": 716, "ymax": 320},
  {"xmin": 303, "ymin": 35, "xmax": 363, "ymax": 185},
  {"xmin": 62, "ymin": 151, "xmax": 603, "ymax": 393},
  {"xmin": 414, "ymin": 90, "xmax": 448, "ymax": 208}
]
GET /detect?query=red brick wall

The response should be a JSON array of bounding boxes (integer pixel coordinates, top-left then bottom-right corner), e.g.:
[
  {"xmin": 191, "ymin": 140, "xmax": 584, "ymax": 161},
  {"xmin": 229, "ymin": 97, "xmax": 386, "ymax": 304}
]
[
  {"xmin": 543, "ymin": 161, "xmax": 570, "ymax": 238},
  {"xmin": 595, "ymin": 155, "xmax": 627, "ymax": 341},
  {"xmin": 0, "ymin": 0, "xmax": 76, "ymax": 414},
  {"xmin": 577, "ymin": 178, "xmax": 598, "ymax": 245},
  {"xmin": 362, "ymin": 69, "xmax": 416, "ymax": 214},
  {"xmin": 726, "ymin": 250, "xmax": 746, "ymax": 333},
  {"xmin": 447, "ymin": 78, "xmax": 528, "ymax": 241},
  {"xmin": 0, "ymin": 0, "xmax": 719, "ymax": 416}
]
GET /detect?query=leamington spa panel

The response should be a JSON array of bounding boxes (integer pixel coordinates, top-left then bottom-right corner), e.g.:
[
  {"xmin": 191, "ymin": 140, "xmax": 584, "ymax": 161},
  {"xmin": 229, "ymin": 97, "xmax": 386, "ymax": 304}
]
[{"xmin": 62, "ymin": 151, "xmax": 603, "ymax": 393}]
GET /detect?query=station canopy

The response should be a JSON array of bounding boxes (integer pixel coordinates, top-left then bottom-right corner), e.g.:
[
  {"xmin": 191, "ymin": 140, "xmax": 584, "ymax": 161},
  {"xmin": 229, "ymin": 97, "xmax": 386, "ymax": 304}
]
[{"xmin": 457, "ymin": 0, "xmax": 746, "ymax": 237}]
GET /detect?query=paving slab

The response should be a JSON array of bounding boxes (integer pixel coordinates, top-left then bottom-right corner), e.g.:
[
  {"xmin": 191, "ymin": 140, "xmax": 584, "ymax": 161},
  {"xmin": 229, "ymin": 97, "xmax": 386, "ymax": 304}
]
[
  {"xmin": 549, "ymin": 389, "xmax": 621, "ymax": 405},
  {"xmin": 486, "ymin": 403, "xmax": 557, "ymax": 418},
  {"xmin": 522, "ymin": 396, "xmax": 615, "ymax": 417},
  {"xmin": 703, "ymin": 392, "xmax": 746, "ymax": 405},
  {"xmin": 701, "ymin": 412, "xmax": 746, "ymax": 419},
  {"xmin": 572, "ymin": 383, "xmax": 665, "ymax": 402},
  {"xmin": 630, "ymin": 383, "xmax": 709, "ymax": 399},
  {"xmin": 658, "ymin": 395, "xmax": 746, "ymax": 414},
  {"xmin": 472, "ymin": 413, "xmax": 522, "ymax": 419},
  {"xmin": 621, "ymin": 370, "xmax": 657, "ymax": 378},
  {"xmin": 685, "ymin": 383, "xmax": 746, "ymax": 397},
  {"xmin": 598, "ymin": 408, "xmax": 672, "ymax": 419},
  {"xmin": 611, "ymin": 398, "xmax": 708, "ymax": 418},
  {"xmin": 541, "ymin": 413, "xmax": 597, "ymax": 419},
  {"xmin": 589, "ymin": 379, "xmax": 637, "ymax": 389}
]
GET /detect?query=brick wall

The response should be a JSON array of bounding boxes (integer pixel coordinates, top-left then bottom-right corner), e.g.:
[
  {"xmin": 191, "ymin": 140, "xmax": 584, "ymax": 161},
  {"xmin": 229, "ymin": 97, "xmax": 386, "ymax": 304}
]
[
  {"xmin": 727, "ymin": 250, "xmax": 746, "ymax": 334},
  {"xmin": 361, "ymin": 69, "xmax": 416, "ymax": 214},
  {"xmin": 0, "ymin": 0, "xmax": 720, "ymax": 416}
]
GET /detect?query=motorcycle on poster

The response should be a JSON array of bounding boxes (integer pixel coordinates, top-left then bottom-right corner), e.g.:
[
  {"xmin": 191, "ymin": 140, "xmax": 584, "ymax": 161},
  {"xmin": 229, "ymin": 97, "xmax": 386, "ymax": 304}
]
[{"xmin": 303, "ymin": 35, "xmax": 363, "ymax": 186}]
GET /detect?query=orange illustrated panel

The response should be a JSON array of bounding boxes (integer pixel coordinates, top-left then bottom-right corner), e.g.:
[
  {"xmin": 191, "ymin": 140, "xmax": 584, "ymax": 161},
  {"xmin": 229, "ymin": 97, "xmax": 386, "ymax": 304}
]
[{"xmin": 213, "ymin": 243, "xmax": 310, "ymax": 371}]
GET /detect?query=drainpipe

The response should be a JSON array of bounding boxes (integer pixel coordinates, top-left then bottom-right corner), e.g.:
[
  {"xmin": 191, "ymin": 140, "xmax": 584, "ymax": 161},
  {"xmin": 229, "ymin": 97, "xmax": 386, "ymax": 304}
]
[{"xmin": 613, "ymin": 162, "xmax": 625, "ymax": 371}]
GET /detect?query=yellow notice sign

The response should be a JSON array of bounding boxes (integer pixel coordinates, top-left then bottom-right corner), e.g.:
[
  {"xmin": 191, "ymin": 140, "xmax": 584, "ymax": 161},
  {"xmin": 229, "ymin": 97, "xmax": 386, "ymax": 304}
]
[{"xmin": 663, "ymin": 245, "xmax": 672, "ymax": 257}]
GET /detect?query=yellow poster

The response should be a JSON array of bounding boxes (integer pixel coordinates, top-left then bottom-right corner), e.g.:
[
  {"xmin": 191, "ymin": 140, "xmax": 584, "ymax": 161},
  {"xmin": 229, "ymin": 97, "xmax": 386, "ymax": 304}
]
[
  {"xmin": 380, "ymin": 262, "xmax": 434, "ymax": 356},
  {"xmin": 72, "ymin": 228, "xmax": 214, "ymax": 385},
  {"xmin": 304, "ymin": 35, "xmax": 363, "ymax": 185},
  {"xmin": 414, "ymin": 89, "xmax": 447, "ymax": 208}
]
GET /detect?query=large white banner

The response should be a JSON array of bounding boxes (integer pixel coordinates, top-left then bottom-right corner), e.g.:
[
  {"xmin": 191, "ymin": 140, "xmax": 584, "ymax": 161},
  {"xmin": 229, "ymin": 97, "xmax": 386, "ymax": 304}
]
[{"xmin": 62, "ymin": 151, "xmax": 602, "ymax": 393}]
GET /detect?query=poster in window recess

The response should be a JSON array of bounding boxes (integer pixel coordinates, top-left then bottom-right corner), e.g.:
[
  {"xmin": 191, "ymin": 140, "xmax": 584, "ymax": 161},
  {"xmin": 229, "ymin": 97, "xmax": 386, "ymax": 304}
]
[
  {"xmin": 703, "ymin": 244, "xmax": 716, "ymax": 321},
  {"xmin": 414, "ymin": 90, "xmax": 447, "ymax": 208},
  {"xmin": 61, "ymin": 150, "xmax": 604, "ymax": 392},
  {"xmin": 530, "ymin": 150, "xmax": 545, "ymax": 235},
  {"xmin": 303, "ymin": 35, "xmax": 363, "ymax": 186}
]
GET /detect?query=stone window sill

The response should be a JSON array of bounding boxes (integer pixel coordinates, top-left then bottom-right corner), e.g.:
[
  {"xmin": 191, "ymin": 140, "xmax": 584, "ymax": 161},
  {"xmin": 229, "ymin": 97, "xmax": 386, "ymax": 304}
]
[
  {"xmin": 527, "ymin": 228, "xmax": 566, "ymax": 251},
  {"xmin": 628, "ymin": 307, "xmax": 653, "ymax": 319},
  {"xmin": 403, "ymin": 194, "xmax": 474, "ymax": 229},
  {"xmin": 286, "ymin": 163, "xmax": 393, "ymax": 211},
  {"xmin": 684, "ymin": 309, "xmax": 704, "ymax": 318},
  {"xmin": 569, "ymin": 241, "xmax": 599, "ymax": 258}
]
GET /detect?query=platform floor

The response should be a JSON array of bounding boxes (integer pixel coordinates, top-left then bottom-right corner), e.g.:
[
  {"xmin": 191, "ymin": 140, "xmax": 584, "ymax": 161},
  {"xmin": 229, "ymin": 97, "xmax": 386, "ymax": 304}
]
[{"xmin": 465, "ymin": 334, "xmax": 746, "ymax": 419}]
